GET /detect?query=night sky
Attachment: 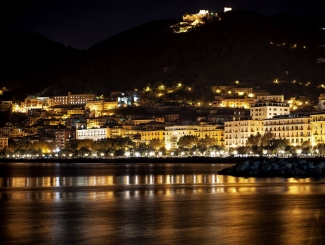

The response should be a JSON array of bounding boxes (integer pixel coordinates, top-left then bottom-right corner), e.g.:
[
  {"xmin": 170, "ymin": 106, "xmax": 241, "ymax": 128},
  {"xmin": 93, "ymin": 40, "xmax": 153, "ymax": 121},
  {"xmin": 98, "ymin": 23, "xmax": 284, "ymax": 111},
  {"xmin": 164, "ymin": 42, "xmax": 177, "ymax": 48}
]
[{"xmin": 2, "ymin": 0, "xmax": 324, "ymax": 49}]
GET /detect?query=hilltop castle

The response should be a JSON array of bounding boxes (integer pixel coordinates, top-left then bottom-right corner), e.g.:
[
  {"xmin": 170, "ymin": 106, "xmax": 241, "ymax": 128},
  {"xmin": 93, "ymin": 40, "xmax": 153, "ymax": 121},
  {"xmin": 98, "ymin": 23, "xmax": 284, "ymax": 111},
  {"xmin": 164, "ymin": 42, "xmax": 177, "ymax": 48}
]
[{"xmin": 170, "ymin": 10, "xmax": 216, "ymax": 33}]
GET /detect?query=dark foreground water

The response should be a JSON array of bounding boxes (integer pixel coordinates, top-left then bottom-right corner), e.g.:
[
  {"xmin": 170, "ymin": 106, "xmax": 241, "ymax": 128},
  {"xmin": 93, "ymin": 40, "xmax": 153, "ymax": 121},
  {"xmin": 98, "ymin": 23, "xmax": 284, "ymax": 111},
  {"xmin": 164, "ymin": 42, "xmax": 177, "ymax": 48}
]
[{"xmin": 1, "ymin": 162, "xmax": 325, "ymax": 245}]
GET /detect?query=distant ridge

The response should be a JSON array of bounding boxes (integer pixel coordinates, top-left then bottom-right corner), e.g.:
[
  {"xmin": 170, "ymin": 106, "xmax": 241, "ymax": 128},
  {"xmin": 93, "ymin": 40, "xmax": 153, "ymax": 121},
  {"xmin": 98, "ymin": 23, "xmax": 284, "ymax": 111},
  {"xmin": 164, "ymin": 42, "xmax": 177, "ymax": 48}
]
[{"xmin": 1, "ymin": 11, "xmax": 325, "ymax": 99}]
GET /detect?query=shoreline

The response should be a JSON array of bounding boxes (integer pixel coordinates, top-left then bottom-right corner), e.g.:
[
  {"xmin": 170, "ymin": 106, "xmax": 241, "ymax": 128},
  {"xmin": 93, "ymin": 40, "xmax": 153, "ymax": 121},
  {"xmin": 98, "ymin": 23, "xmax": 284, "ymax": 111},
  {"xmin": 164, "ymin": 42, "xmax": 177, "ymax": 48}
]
[
  {"xmin": 0, "ymin": 156, "xmax": 323, "ymax": 164},
  {"xmin": 218, "ymin": 158, "xmax": 325, "ymax": 178},
  {"xmin": 0, "ymin": 156, "xmax": 239, "ymax": 164}
]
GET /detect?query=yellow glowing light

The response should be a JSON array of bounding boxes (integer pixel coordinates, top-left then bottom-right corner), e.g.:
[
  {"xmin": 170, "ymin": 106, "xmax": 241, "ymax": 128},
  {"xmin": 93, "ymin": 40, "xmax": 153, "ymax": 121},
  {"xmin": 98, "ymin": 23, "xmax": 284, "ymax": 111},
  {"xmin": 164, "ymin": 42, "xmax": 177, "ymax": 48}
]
[
  {"xmin": 238, "ymin": 92, "xmax": 244, "ymax": 96},
  {"xmin": 166, "ymin": 143, "xmax": 171, "ymax": 151},
  {"xmin": 158, "ymin": 85, "xmax": 165, "ymax": 90},
  {"xmin": 145, "ymin": 87, "xmax": 151, "ymax": 92},
  {"xmin": 188, "ymin": 87, "xmax": 192, "ymax": 91},
  {"xmin": 216, "ymin": 89, "xmax": 221, "ymax": 93},
  {"xmin": 235, "ymin": 80, "xmax": 239, "ymax": 84},
  {"xmin": 274, "ymin": 79, "xmax": 279, "ymax": 84},
  {"xmin": 248, "ymin": 93, "xmax": 254, "ymax": 98},
  {"xmin": 177, "ymin": 83, "xmax": 182, "ymax": 87},
  {"xmin": 228, "ymin": 91, "xmax": 232, "ymax": 94}
]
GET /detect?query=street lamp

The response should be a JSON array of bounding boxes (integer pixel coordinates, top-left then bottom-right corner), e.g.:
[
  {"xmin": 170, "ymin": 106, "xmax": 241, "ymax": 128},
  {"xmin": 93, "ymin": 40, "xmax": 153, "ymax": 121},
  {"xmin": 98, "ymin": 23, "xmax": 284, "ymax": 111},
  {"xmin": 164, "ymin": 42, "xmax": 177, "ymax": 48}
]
[{"xmin": 296, "ymin": 149, "xmax": 302, "ymax": 155}]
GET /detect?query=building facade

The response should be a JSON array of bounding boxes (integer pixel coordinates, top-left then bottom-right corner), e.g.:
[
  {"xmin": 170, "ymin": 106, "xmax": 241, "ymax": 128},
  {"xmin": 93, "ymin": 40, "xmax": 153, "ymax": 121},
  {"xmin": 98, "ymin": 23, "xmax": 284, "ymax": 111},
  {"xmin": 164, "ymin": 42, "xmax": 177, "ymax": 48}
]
[
  {"xmin": 76, "ymin": 128, "xmax": 109, "ymax": 141},
  {"xmin": 250, "ymin": 102, "xmax": 290, "ymax": 120}
]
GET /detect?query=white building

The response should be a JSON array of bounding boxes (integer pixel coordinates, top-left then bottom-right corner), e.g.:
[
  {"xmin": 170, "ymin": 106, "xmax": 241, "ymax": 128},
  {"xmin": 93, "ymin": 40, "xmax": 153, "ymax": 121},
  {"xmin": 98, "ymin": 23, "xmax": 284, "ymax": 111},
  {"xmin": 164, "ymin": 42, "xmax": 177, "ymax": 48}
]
[
  {"xmin": 224, "ymin": 7, "xmax": 232, "ymax": 12},
  {"xmin": 76, "ymin": 128, "xmax": 109, "ymax": 141},
  {"xmin": 250, "ymin": 102, "xmax": 290, "ymax": 120}
]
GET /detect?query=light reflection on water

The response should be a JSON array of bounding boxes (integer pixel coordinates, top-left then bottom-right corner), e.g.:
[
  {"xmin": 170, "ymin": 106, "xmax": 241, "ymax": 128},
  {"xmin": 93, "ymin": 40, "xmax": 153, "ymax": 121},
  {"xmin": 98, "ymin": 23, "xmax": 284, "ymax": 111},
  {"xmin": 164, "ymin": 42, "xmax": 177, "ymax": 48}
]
[
  {"xmin": 1, "ymin": 173, "xmax": 321, "ymax": 196},
  {"xmin": 1, "ymin": 163, "xmax": 325, "ymax": 245},
  {"xmin": 0, "ymin": 173, "xmax": 315, "ymax": 187}
]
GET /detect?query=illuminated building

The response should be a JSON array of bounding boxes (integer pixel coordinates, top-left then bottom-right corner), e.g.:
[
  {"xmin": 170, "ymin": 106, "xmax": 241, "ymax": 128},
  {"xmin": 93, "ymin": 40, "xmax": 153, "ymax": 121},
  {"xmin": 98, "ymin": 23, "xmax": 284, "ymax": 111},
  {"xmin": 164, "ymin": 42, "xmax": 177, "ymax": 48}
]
[
  {"xmin": 220, "ymin": 97, "xmax": 255, "ymax": 109},
  {"xmin": 165, "ymin": 114, "xmax": 179, "ymax": 122},
  {"xmin": 224, "ymin": 115, "xmax": 313, "ymax": 149},
  {"xmin": 67, "ymin": 109, "xmax": 85, "ymax": 116},
  {"xmin": 170, "ymin": 10, "xmax": 213, "ymax": 33},
  {"xmin": 310, "ymin": 114, "xmax": 325, "ymax": 146},
  {"xmin": 125, "ymin": 118, "xmax": 156, "ymax": 126},
  {"xmin": 250, "ymin": 102, "xmax": 290, "ymax": 120},
  {"xmin": 0, "ymin": 137, "xmax": 9, "ymax": 149},
  {"xmin": 264, "ymin": 116, "xmax": 310, "ymax": 146},
  {"xmin": 76, "ymin": 128, "xmax": 109, "ymax": 140},
  {"xmin": 0, "ymin": 124, "xmax": 26, "ymax": 138},
  {"xmin": 103, "ymin": 100, "xmax": 118, "ymax": 110},
  {"xmin": 164, "ymin": 125, "xmax": 224, "ymax": 149},
  {"xmin": 42, "ymin": 119, "xmax": 61, "ymax": 126},
  {"xmin": 86, "ymin": 117, "xmax": 113, "ymax": 128},
  {"xmin": 224, "ymin": 7, "xmax": 232, "ymax": 12},
  {"xmin": 231, "ymin": 87, "xmax": 253, "ymax": 95},
  {"xmin": 53, "ymin": 92, "xmax": 95, "ymax": 106},
  {"xmin": 256, "ymin": 95, "xmax": 284, "ymax": 102},
  {"xmin": 86, "ymin": 100, "xmax": 103, "ymax": 111},
  {"xmin": 140, "ymin": 130, "xmax": 165, "ymax": 143},
  {"xmin": 224, "ymin": 120, "xmax": 263, "ymax": 149},
  {"xmin": 109, "ymin": 126, "xmax": 123, "ymax": 138},
  {"xmin": 55, "ymin": 129, "xmax": 75, "ymax": 149},
  {"xmin": 0, "ymin": 101, "xmax": 12, "ymax": 112}
]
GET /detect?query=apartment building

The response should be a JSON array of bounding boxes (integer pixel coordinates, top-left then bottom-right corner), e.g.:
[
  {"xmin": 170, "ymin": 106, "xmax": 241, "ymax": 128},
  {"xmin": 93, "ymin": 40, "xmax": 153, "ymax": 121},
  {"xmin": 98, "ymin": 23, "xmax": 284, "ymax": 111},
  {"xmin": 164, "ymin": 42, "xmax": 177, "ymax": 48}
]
[
  {"xmin": 264, "ymin": 116, "xmax": 311, "ymax": 146},
  {"xmin": 224, "ymin": 115, "xmax": 315, "ymax": 149},
  {"xmin": 0, "ymin": 137, "xmax": 9, "ymax": 149},
  {"xmin": 250, "ymin": 102, "xmax": 290, "ymax": 120},
  {"xmin": 220, "ymin": 97, "xmax": 255, "ymax": 109},
  {"xmin": 164, "ymin": 125, "xmax": 224, "ymax": 149},
  {"xmin": 224, "ymin": 120, "xmax": 263, "ymax": 149},
  {"xmin": 256, "ymin": 95, "xmax": 284, "ymax": 102},
  {"xmin": 55, "ymin": 129, "xmax": 75, "ymax": 149},
  {"xmin": 310, "ymin": 113, "xmax": 325, "ymax": 146},
  {"xmin": 53, "ymin": 92, "xmax": 95, "ymax": 106},
  {"xmin": 76, "ymin": 128, "xmax": 109, "ymax": 140},
  {"xmin": 140, "ymin": 130, "xmax": 165, "ymax": 143}
]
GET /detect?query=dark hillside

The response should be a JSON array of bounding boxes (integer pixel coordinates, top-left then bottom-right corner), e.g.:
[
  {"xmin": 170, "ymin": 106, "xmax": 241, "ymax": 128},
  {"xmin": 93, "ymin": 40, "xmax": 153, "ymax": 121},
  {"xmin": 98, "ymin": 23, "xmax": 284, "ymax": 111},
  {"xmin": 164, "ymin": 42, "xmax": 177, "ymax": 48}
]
[
  {"xmin": 43, "ymin": 11, "xmax": 325, "ymax": 98},
  {"xmin": 2, "ymin": 11, "xmax": 325, "ymax": 99},
  {"xmin": 0, "ymin": 30, "xmax": 79, "ymax": 93}
]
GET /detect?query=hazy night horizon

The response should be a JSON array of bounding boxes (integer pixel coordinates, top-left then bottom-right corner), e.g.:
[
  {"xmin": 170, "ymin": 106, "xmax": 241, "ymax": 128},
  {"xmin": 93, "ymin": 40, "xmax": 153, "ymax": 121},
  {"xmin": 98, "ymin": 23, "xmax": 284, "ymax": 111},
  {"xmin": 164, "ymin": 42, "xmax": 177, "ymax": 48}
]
[{"xmin": 2, "ymin": 0, "xmax": 325, "ymax": 49}]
